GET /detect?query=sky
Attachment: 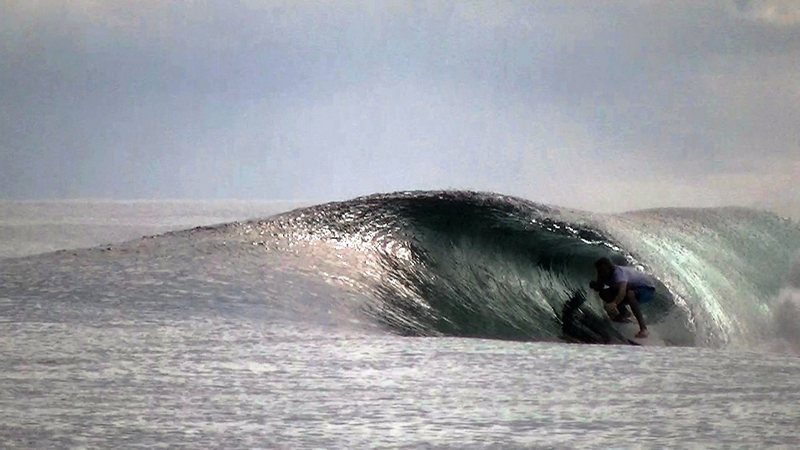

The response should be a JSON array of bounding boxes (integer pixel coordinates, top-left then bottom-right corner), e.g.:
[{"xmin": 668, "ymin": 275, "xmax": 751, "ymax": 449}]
[{"xmin": 1, "ymin": 0, "xmax": 798, "ymax": 215}]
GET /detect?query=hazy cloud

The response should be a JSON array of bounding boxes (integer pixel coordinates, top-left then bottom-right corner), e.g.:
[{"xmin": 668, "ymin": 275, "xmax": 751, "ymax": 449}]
[
  {"xmin": 733, "ymin": 0, "xmax": 800, "ymax": 26},
  {"xmin": 1, "ymin": 1, "xmax": 798, "ymax": 217}
]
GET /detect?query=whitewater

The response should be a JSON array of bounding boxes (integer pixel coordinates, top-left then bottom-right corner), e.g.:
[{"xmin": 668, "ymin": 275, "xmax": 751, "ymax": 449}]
[{"xmin": 1, "ymin": 192, "xmax": 799, "ymax": 448}]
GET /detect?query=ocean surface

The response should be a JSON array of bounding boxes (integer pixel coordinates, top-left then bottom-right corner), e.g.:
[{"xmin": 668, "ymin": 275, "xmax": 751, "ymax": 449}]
[{"xmin": 1, "ymin": 192, "xmax": 799, "ymax": 448}]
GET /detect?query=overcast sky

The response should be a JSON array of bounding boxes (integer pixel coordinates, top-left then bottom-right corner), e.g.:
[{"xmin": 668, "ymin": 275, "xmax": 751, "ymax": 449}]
[{"xmin": 1, "ymin": 0, "xmax": 798, "ymax": 214}]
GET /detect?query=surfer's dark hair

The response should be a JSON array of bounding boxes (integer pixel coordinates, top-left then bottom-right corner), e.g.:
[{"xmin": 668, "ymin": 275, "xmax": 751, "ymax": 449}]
[{"xmin": 595, "ymin": 257, "xmax": 613, "ymax": 269}]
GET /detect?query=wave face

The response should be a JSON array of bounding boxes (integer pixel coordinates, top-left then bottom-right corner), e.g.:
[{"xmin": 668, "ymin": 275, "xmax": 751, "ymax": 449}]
[
  {"xmin": 3, "ymin": 191, "xmax": 798, "ymax": 348},
  {"xmin": 225, "ymin": 191, "xmax": 798, "ymax": 347}
]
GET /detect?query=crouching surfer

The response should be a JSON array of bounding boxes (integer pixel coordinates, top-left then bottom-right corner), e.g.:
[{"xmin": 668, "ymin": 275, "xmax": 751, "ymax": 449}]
[{"xmin": 590, "ymin": 257, "xmax": 655, "ymax": 339}]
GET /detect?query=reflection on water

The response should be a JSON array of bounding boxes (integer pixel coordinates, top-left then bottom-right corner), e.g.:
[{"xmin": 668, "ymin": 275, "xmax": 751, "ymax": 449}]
[{"xmin": 2, "ymin": 309, "xmax": 800, "ymax": 447}]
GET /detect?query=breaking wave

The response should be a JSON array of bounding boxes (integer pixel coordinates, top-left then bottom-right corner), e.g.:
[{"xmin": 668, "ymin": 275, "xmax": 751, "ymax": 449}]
[{"xmin": 2, "ymin": 191, "xmax": 798, "ymax": 349}]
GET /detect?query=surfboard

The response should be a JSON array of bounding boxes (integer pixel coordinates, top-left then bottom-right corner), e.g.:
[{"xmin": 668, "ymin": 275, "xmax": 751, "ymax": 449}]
[{"xmin": 611, "ymin": 320, "xmax": 665, "ymax": 346}]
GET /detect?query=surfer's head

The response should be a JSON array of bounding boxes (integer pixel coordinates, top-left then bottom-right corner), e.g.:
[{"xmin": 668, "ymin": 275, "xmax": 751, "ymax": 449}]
[{"xmin": 594, "ymin": 257, "xmax": 615, "ymax": 280}]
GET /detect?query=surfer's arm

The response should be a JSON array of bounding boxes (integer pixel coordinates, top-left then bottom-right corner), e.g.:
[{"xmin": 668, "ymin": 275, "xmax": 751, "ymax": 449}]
[{"xmin": 611, "ymin": 282, "xmax": 627, "ymax": 307}]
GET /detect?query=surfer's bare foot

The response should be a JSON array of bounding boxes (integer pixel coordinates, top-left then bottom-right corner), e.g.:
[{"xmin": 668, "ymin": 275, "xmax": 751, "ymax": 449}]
[{"xmin": 635, "ymin": 329, "xmax": 649, "ymax": 338}]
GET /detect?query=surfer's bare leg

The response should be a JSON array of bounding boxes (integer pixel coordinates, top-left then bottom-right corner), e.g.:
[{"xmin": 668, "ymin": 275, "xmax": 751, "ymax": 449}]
[
  {"xmin": 625, "ymin": 290, "xmax": 648, "ymax": 337},
  {"xmin": 616, "ymin": 303, "xmax": 631, "ymax": 319}
]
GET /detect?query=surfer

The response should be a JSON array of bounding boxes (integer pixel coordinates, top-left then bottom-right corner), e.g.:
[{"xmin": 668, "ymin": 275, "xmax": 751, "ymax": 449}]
[{"xmin": 590, "ymin": 258, "xmax": 655, "ymax": 338}]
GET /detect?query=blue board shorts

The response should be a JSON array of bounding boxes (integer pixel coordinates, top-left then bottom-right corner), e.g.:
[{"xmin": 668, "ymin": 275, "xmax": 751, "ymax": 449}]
[{"xmin": 633, "ymin": 286, "xmax": 656, "ymax": 304}]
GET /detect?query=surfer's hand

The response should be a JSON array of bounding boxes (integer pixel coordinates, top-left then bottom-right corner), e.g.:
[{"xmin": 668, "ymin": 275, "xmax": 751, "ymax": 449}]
[{"xmin": 605, "ymin": 303, "xmax": 618, "ymax": 316}]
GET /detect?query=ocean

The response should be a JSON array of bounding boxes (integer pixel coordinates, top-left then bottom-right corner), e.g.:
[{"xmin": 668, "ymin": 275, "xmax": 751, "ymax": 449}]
[{"xmin": 1, "ymin": 192, "xmax": 799, "ymax": 448}]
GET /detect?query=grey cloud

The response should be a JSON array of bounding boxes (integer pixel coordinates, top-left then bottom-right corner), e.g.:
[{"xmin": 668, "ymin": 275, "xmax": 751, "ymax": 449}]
[
  {"xmin": 0, "ymin": 1, "xmax": 797, "ymax": 218},
  {"xmin": 733, "ymin": 0, "xmax": 800, "ymax": 26}
]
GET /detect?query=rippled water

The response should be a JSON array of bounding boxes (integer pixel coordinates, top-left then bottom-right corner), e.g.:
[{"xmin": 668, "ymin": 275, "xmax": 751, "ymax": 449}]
[
  {"xmin": 0, "ymin": 200, "xmax": 302, "ymax": 259},
  {"xmin": 1, "ymin": 201, "xmax": 799, "ymax": 448},
  {"xmin": 3, "ymin": 314, "xmax": 800, "ymax": 448}
]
